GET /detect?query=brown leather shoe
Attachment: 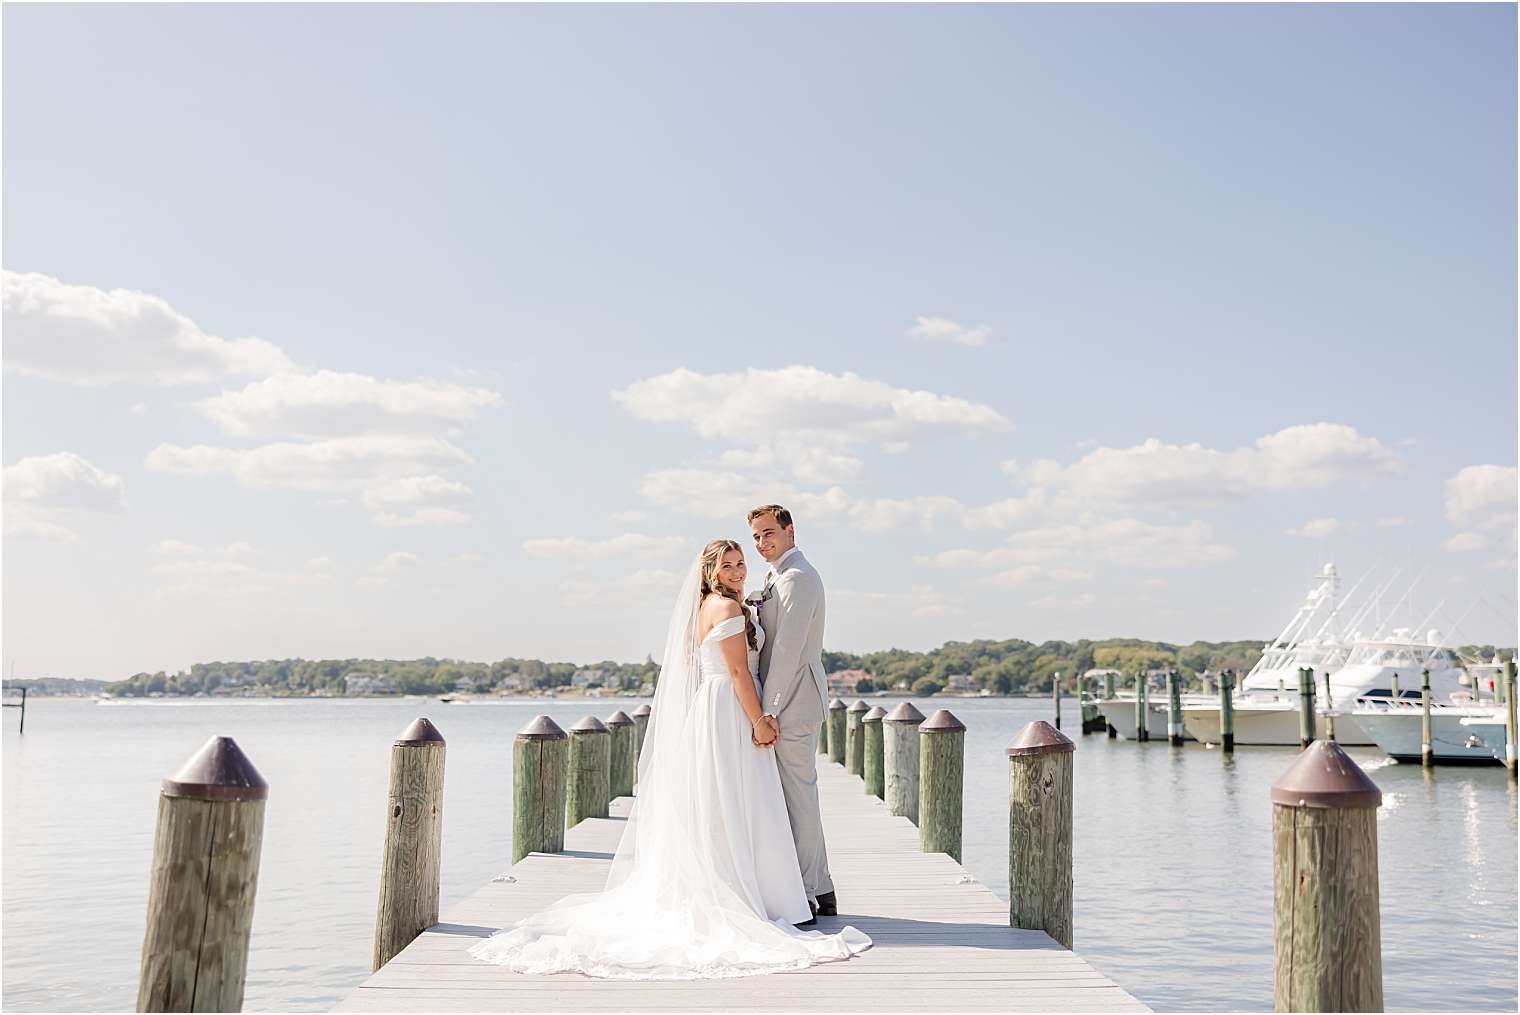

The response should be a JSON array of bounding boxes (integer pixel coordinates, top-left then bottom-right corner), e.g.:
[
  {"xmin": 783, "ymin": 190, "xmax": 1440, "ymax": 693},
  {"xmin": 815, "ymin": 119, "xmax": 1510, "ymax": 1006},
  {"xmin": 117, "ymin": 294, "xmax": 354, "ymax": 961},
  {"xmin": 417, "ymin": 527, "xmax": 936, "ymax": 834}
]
[{"xmin": 814, "ymin": 891, "xmax": 837, "ymax": 916}]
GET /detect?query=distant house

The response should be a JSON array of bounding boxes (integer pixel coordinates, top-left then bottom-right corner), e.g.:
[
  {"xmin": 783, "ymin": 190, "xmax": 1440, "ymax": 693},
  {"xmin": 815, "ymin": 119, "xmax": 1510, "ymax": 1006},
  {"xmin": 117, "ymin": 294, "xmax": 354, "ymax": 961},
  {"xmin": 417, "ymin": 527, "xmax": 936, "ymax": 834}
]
[
  {"xmin": 945, "ymin": 674, "xmax": 978, "ymax": 692},
  {"xmin": 828, "ymin": 669, "xmax": 874, "ymax": 695},
  {"xmin": 496, "ymin": 674, "xmax": 530, "ymax": 692},
  {"xmin": 344, "ymin": 673, "xmax": 394, "ymax": 696},
  {"xmin": 572, "ymin": 668, "xmax": 607, "ymax": 688}
]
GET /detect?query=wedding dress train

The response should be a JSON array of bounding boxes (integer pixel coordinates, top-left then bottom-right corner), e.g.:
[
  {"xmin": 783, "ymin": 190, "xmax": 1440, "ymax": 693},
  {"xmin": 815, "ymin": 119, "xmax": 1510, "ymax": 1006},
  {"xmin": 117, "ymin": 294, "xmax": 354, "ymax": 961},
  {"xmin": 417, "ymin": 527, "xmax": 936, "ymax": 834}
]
[{"xmin": 469, "ymin": 566, "xmax": 870, "ymax": 980}]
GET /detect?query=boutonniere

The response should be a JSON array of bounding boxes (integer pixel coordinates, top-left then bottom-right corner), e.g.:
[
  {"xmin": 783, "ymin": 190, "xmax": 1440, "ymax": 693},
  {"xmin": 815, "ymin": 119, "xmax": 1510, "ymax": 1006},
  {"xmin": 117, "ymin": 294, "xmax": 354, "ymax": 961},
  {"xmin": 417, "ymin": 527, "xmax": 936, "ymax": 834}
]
[{"xmin": 746, "ymin": 588, "xmax": 772, "ymax": 611}]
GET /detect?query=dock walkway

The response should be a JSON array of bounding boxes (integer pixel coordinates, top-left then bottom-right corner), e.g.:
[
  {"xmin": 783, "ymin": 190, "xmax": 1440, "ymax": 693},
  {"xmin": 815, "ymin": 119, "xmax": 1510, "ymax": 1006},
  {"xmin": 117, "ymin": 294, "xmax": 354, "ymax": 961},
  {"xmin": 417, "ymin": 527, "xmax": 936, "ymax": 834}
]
[{"xmin": 339, "ymin": 761, "xmax": 1148, "ymax": 1012}]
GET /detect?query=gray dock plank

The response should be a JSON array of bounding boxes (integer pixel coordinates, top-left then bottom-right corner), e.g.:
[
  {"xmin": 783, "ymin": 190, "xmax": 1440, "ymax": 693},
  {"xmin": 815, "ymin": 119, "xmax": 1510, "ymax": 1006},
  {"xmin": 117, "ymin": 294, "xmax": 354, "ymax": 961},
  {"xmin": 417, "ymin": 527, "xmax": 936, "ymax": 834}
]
[{"xmin": 338, "ymin": 760, "xmax": 1148, "ymax": 1012}]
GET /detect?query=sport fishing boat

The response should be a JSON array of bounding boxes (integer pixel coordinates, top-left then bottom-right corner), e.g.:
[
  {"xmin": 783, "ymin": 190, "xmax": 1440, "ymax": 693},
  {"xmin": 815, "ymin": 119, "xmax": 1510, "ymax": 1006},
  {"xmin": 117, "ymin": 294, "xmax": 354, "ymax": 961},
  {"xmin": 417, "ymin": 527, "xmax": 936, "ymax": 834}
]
[{"xmin": 1351, "ymin": 700, "xmax": 1508, "ymax": 764}]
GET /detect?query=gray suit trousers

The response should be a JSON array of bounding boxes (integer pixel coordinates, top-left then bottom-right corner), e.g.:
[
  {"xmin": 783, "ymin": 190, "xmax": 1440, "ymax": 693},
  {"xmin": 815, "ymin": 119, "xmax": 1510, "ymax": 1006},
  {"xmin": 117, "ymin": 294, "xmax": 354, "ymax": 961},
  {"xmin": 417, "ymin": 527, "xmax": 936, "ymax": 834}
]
[{"xmin": 773, "ymin": 697, "xmax": 833, "ymax": 901}]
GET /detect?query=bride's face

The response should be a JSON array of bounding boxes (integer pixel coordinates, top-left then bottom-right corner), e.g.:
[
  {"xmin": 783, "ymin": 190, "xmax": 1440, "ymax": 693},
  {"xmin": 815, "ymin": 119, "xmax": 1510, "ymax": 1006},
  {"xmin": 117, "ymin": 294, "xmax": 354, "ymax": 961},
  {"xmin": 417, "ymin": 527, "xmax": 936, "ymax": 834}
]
[{"xmin": 717, "ymin": 548, "xmax": 747, "ymax": 593}]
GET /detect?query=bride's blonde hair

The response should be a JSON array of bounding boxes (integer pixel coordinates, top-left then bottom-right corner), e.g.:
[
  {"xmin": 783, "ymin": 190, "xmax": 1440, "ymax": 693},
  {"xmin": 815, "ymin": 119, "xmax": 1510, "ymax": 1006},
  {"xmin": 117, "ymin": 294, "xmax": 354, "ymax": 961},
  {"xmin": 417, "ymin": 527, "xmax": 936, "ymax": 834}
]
[{"xmin": 700, "ymin": 539, "xmax": 758, "ymax": 651}]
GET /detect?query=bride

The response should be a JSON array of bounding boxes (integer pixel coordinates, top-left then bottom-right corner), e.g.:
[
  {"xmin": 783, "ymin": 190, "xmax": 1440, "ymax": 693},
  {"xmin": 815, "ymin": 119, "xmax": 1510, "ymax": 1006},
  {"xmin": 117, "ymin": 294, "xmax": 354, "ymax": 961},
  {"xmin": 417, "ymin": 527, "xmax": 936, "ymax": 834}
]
[{"xmin": 469, "ymin": 539, "xmax": 871, "ymax": 979}]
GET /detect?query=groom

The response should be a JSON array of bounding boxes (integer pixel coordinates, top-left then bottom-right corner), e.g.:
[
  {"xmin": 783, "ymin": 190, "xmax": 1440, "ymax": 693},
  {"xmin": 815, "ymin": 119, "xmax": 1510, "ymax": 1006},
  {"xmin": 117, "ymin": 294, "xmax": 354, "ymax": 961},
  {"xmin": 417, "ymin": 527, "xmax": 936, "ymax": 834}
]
[{"xmin": 748, "ymin": 504, "xmax": 836, "ymax": 926}]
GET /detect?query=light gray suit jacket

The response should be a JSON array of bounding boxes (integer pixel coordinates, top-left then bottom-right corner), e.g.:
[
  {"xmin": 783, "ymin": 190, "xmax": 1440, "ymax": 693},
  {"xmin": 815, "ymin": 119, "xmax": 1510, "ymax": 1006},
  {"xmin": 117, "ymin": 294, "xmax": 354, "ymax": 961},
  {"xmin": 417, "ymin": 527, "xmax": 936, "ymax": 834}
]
[{"xmin": 757, "ymin": 549, "xmax": 827, "ymax": 722}]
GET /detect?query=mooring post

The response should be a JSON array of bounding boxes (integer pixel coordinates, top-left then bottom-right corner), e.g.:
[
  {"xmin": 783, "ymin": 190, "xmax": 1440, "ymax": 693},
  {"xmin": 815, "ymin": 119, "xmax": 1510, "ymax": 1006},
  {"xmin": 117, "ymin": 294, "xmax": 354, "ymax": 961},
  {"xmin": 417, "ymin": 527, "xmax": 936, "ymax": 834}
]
[
  {"xmin": 846, "ymin": 699, "xmax": 869, "ymax": 776},
  {"xmin": 137, "ymin": 735, "xmax": 267, "ymax": 1012},
  {"xmin": 1133, "ymin": 672, "xmax": 1147, "ymax": 742},
  {"xmin": 1220, "ymin": 670, "xmax": 1236, "ymax": 754},
  {"xmin": 17, "ymin": 686, "xmax": 24, "ymax": 734},
  {"xmin": 1298, "ymin": 667, "xmax": 1316, "ymax": 748},
  {"xmin": 1323, "ymin": 670, "xmax": 1336, "ymax": 742},
  {"xmin": 1104, "ymin": 671, "xmax": 1116, "ymax": 700},
  {"xmin": 863, "ymin": 706, "xmax": 886, "ymax": 798},
  {"xmin": 1053, "ymin": 670, "xmax": 1062, "ymax": 731},
  {"xmin": 1007, "ymin": 720, "xmax": 1074, "ymax": 949},
  {"xmin": 1504, "ymin": 660, "xmax": 1518, "ymax": 777},
  {"xmin": 566, "ymin": 716, "xmax": 610, "ymax": 827},
  {"xmin": 372, "ymin": 718, "xmax": 446, "ymax": 972},
  {"xmin": 1390, "ymin": 673, "xmax": 1399, "ymax": 702},
  {"xmin": 605, "ymin": 710, "xmax": 635, "ymax": 799},
  {"xmin": 1271, "ymin": 741, "xmax": 1383, "ymax": 1012},
  {"xmin": 828, "ymin": 698, "xmax": 847, "ymax": 765},
  {"xmin": 1420, "ymin": 668, "xmax": 1434, "ymax": 768},
  {"xmin": 918, "ymin": 709, "xmax": 966, "ymax": 861},
  {"xmin": 512, "ymin": 715, "xmax": 568, "ymax": 864},
  {"xmin": 1167, "ymin": 669, "xmax": 1184, "ymax": 746},
  {"xmin": 631, "ymin": 704, "xmax": 651, "ymax": 764},
  {"xmin": 817, "ymin": 703, "xmax": 830, "ymax": 756},
  {"xmin": 883, "ymin": 702, "xmax": 925, "ymax": 823}
]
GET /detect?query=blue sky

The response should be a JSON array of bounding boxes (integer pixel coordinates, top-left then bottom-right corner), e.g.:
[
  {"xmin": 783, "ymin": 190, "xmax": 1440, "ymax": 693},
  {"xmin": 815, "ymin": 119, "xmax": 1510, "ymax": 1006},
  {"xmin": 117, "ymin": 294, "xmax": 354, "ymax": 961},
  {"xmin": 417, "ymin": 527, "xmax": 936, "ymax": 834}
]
[{"xmin": 4, "ymin": 4, "xmax": 1515, "ymax": 679}]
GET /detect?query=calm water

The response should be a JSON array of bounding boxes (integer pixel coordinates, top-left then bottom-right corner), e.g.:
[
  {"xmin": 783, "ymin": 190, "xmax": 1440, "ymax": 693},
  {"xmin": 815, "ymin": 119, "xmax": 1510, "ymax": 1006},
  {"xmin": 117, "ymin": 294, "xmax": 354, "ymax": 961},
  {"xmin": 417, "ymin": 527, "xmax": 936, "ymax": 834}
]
[{"xmin": 3, "ymin": 696, "xmax": 1515, "ymax": 1012}]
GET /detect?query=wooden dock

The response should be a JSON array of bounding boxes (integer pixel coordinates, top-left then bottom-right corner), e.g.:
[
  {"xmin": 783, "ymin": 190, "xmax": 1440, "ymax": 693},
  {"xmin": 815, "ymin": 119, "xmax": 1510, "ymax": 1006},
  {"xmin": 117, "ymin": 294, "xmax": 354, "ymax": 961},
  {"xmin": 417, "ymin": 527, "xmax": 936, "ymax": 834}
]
[{"xmin": 338, "ymin": 760, "xmax": 1148, "ymax": 1012}]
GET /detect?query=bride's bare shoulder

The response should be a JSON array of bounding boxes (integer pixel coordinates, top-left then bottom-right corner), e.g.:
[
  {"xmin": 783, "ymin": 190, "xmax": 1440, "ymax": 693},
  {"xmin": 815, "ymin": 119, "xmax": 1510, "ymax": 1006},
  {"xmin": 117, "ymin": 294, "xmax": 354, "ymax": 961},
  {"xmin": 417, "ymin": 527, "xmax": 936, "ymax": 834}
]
[{"xmin": 700, "ymin": 594, "xmax": 741, "ymax": 621}]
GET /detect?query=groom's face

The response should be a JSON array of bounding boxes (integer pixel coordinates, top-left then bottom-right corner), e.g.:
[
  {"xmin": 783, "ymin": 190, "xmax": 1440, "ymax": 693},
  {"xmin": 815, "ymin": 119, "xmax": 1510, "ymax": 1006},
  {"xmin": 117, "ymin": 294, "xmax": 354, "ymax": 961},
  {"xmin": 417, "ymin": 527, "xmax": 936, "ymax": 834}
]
[{"xmin": 749, "ymin": 512, "xmax": 794, "ymax": 564}]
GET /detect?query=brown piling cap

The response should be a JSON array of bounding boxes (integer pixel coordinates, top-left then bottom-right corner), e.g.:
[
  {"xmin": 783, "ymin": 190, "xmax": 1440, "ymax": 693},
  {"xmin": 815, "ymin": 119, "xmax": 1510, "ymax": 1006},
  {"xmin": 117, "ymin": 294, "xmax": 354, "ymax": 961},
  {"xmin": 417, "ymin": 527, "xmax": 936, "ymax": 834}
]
[
  {"xmin": 920, "ymin": 708, "xmax": 966, "ymax": 733},
  {"xmin": 161, "ymin": 735, "xmax": 268, "ymax": 801},
  {"xmin": 570, "ymin": 715, "xmax": 609, "ymax": 734},
  {"xmin": 517, "ymin": 714, "xmax": 566, "ymax": 741},
  {"xmin": 864, "ymin": 706, "xmax": 887, "ymax": 722},
  {"xmin": 605, "ymin": 710, "xmax": 634, "ymax": 727},
  {"xmin": 848, "ymin": 699, "xmax": 870, "ymax": 713},
  {"xmin": 1006, "ymin": 720, "xmax": 1075, "ymax": 757},
  {"xmin": 885, "ymin": 702, "xmax": 926, "ymax": 724},
  {"xmin": 828, "ymin": 698, "xmax": 847, "ymax": 711},
  {"xmin": 632, "ymin": 704, "xmax": 652, "ymax": 718},
  {"xmin": 395, "ymin": 717, "xmax": 445, "ymax": 746},
  {"xmin": 1270, "ymin": 740, "xmax": 1382, "ymax": 809}
]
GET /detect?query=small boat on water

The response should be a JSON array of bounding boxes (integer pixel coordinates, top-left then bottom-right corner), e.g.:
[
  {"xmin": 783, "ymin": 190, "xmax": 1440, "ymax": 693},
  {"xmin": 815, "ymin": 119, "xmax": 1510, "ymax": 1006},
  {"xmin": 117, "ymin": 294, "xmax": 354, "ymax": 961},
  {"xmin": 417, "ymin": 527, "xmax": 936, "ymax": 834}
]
[{"xmin": 1351, "ymin": 700, "xmax": 1508, "ymax": 764}]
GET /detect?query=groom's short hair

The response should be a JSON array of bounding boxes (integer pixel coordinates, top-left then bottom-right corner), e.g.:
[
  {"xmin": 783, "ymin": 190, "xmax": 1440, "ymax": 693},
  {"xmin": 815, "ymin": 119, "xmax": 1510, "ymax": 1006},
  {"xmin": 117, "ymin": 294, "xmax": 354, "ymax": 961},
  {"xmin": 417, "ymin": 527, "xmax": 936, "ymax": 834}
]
[{"xmin": 747, "ymin": 504, "xmax": 793, "ymax": 529}]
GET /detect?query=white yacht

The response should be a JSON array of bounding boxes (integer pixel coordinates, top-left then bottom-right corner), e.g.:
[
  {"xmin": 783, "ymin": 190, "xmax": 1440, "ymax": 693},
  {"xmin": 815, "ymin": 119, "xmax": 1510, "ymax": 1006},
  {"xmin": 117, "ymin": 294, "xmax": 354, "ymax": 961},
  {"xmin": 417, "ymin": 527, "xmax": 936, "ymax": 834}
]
[
  {"xmin": 1352, "ymin": 699, "xmax": 1507, "ymax": 764},
  {"xmin": 1186, "ymin": 628, "xmax": 1469, "ymax": 746}
]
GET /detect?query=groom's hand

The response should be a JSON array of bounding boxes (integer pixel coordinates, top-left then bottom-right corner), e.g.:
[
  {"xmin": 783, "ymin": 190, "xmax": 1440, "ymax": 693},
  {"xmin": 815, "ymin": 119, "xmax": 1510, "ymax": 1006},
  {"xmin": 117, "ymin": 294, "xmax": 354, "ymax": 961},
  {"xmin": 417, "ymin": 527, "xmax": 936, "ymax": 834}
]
[{"xmin": 751, "ymin": 714, "xmax": 779, "ymax": 747}]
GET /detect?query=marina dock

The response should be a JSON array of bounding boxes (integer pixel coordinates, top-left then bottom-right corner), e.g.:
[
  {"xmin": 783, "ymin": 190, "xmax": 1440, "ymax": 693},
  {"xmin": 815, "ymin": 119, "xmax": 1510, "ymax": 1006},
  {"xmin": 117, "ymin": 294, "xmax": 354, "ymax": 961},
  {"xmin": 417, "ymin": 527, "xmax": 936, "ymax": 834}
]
[{"xmin": 337, "ymin": 760, "xmax": 1148, "ymax": 1013}]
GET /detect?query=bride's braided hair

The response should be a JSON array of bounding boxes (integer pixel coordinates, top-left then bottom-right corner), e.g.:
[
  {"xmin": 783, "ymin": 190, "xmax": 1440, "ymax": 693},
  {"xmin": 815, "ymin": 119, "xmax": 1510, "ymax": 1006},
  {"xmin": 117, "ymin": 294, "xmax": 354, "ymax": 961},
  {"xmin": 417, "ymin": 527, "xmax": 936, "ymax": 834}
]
[{"xmin": 700, "ymin": 539, "xmax": 758, "ymax": 651}]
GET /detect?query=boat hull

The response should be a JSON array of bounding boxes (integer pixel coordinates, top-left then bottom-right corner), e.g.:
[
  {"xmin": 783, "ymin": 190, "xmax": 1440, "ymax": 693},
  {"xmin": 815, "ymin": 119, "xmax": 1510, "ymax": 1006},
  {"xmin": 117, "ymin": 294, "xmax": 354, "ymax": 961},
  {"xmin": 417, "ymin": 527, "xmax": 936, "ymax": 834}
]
[
  {"xmin": 1095, "ymin": 698, "xmax": 1198, "ymax": 742},
  {"xmin": 1352, "ymin": 710, "xmax": 1505, "ymax": 765},
  {"xmin": 1181, "ymin": 703, "xmax": 1374, "ymax": 746}
]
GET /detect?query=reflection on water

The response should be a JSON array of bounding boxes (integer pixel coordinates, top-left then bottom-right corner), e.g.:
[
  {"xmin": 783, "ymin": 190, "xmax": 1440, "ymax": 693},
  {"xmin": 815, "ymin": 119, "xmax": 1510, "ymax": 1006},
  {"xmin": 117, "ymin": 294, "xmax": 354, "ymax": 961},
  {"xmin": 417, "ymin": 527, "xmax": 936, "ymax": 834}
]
[{"xmin": 3, "ymin": 697, "xmax": 1516, "ymax": 1011}]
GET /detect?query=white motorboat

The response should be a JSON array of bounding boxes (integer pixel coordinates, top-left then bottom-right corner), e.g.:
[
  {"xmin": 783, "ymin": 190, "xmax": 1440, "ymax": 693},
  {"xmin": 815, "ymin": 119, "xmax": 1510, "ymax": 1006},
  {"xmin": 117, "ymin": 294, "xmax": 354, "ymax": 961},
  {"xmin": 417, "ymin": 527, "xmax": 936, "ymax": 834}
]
[
  {"xmin": 1351, "ymin": 699, "xmax": 1508, "ymax": 765},
  {"xmin": 1095, "ymin": 692, "xmax": 1195, "ymax": 741}
]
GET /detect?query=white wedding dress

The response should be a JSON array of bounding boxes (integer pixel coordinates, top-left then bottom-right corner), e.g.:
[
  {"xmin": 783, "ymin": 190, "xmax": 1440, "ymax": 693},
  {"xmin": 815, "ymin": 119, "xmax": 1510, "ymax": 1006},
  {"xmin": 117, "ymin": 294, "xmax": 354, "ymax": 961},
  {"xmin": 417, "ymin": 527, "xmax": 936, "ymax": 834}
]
[{"xmin": 469, "ymin": 562, "xmax": 870, "ymax": 979}]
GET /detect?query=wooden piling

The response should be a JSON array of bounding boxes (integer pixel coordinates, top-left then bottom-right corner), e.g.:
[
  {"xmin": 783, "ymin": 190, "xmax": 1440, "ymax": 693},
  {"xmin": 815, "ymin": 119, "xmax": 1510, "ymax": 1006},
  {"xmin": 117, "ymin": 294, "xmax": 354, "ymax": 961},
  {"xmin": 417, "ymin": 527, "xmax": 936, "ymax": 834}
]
[
  {"xmin": 1323, "ymin": 670, "xmax": 1336, "ymax": 742},
  {"xmin": 827, "ymin": 698, "xmax": 847, "ymax": 765},
  {"xmin": 1007, "ymin": 720, "xmax": 1074, "ymax": 950},
  {"xmin": 919, "ymin": 709, "xmax": 966, "ymax": 862},
  {"xmin": 1053, "ymin": 670, "xmax": 1062, "ymax": 731},
  {"xmin": 605, "ymin": 711, "xmax": 635, "ymax": 799},
  {"xmin": 1505, "ymin": 660, "xmax": 1517, "ymax": 777},
  {"xmin": 137, "ymin": 736, "xmax": 268, "ymax": 1013},
  {"xmin": 1420, "ymin": 668, "xmax": 1433, "ymax": 768},
  {"xmin": 818, "ymin": 703, "xmax": 830, "ymax": 755},
  {"xmin": 566, "ymin": 716, "xmax": 610, "ymax": 827},
  {"xmin": 1271, "ymin": 741, "xmax": 1383, "ymax": 1012},
  {"xmin": 1104, "ymin": 671, "xmax": 1116, "ymax": 700},
  {"xmin": 372, "ymin": 718, "xmax": 446, "ymax": 973},
  {"xmin": 1220, "ymin": 670, "xmax": 1235, "ymax": 753},
  {"xmin": 862, "ymin": 706, "xmax": 886, "ymax": 798},
  {"xmin": 631, "ymin": 704, "xmax": 651, "ymax": 762},
  {"xmin": 846, "ymin": 700, "xmax": 869, "ymax": 776},
  {"xmin": 884, "ymin": 702, "xmax": 925, "ymax": 824},
  {"xmin": 512, "ymin": 715, "xmax": 568, "ymax": 864},
  {"xmin": 1298, "ymin": 667, "xmax": 1316, "ymax": 748},
  {"xmin": 1390, "ymin": 673, "xmax": 1399, "ymax": 702},
  {"xmin": 1167, "ymin": 670, "xmax": 1184, "ymax": 746},
  {"xmin": 1133, "ymin": 673, "xmax": 1148, "ymax": 743}
]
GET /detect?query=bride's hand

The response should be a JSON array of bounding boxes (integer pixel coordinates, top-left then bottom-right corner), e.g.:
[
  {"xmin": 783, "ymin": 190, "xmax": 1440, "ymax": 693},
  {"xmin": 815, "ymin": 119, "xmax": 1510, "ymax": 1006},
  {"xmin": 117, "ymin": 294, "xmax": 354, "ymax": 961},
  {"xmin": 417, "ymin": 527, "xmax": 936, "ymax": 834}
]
[{"xmin": 751, "ymin": 715, "xmax": 777, "ymax": 747}]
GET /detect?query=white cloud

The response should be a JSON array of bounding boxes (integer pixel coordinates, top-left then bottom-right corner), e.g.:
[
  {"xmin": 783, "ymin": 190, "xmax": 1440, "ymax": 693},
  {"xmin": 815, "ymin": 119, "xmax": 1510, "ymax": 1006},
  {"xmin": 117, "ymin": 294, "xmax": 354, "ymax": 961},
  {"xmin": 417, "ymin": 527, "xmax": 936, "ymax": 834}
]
[
  {"xmin": 613, "ymin": 366, "xmax": 1009, "ymax": 449},
  {"xmin": 905, "ymin": 316, "xmax": 992, "ymax": 348},
  {"xmin": 559, "ymin": 567, "xmax": 685, "ymax": 607},
  {"xmin": 925, "ymin": 518, "xmax": 1236, "ymax": 571},
  {"xmin": 1443, "ymin": 532, "xmax": 1488, "ymax": 553},
  {"xmin": 1286, "ymin": 517, "xmax": 1341, "ymax": 539},
  {"xmin": 129, "ymin": 402, "xmax": 147, "ymax": 416},
  {"xmin": 4, "ymin": 515, "xmax": 79, "ymax": 543},
  {"xmin": 4, "ymin": 452, "xmax": 127, "ymax": 512},
  {"xmin": 523, "ymin": 533, "xmax": 690, "ymax": 561},
  {"xmin": 359, "ymin": 475, "xmax": 472, "ymax": 511},
  {"xmin": 446, "ymin": 552, "xmax": 485, "ymax": 565},
  {"xmin": 1444, "ymin": 465, "xmax": 1517, "ymax": 531},
  {"xmin": 154, "ymin": 539, "xmax": 201, "ymax": 555},
  {"xmin": 194, "ymin": 370, "xmax": 504, "ymax": 438},
  {"xmin": 373, "ymin": 507, "xmax": 472, "ymax": 528},
  {"xmin": 1026, "ymin": 591, "xmax": 1098, "ymax": 610},
  {"xmin": 146, "ymin": 435, "xmax": 472, "ymax": 492},
  {"xmin": 1008, "ymin": 423, "xmax": 1401, "ymax": 511},
  {"xmin": 3, "ymin": 270, "xmax": 294, "ymax": 386},
  {"xmin": 1375, "ymin": 516, "xmax": 1409, "ymax": 528},
  {"xmin": 305, "ymin": 556, "xmax": 335, "ymax": 570}
]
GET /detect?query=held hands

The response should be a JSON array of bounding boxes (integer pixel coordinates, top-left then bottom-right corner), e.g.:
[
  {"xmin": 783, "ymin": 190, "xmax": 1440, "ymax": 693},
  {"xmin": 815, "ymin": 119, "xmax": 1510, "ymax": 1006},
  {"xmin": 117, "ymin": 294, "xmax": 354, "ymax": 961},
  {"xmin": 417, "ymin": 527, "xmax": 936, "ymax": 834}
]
[{"xmin": 751, "ymin": 713, "xmax": 779, "ymax": 748}]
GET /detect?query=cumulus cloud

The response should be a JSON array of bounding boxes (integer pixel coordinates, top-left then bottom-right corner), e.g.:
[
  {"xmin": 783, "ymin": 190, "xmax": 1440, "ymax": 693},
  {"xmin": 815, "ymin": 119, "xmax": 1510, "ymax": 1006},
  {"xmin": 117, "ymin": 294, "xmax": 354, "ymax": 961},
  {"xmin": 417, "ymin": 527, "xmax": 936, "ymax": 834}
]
[
  {"xmin": 1286, "ymin": 517, "xmax": 1341, "ymax": 539},
  {"xmin": 523, "ymin": 533, "xmax": 690, "ymax": 561},
  {"xmin": 146, "ymin": 434, "xmax": 471, "ymax": 491},
  {"xmin": 1375, "ymin": 516, "xmax": 1409, "ymax": 528},
  {"xmin": 3, "ymin": 270, "xmax": 294, "ymax": 385},
  {"xmin": 372, "ymin": 507, "xmax": 472, "ymax": 528},
  {"xmin": 1444, "ymin": 465, "xmax": 1517, "ymax": 531},
  {"xmin": 5, "ymin": 452, "xmax": 127, "ymax": 512},
  {"xmin": 905, "ymin": 316, "xmax": 992, "ymax": 348},
  {"xmin": 194, "ymin": 370, "xmax": 504, "ymax": 438},
  {"xmin": 1443, "ymin": 532, "xmax": 1488, "ymax": 553},
  {"xmin": 636, "ymin": 468, "xmax": 963, "ymax": 532},
  {"xmin": 613, "ymin": 366, "xmax": 1008, "ymax": 450}
]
